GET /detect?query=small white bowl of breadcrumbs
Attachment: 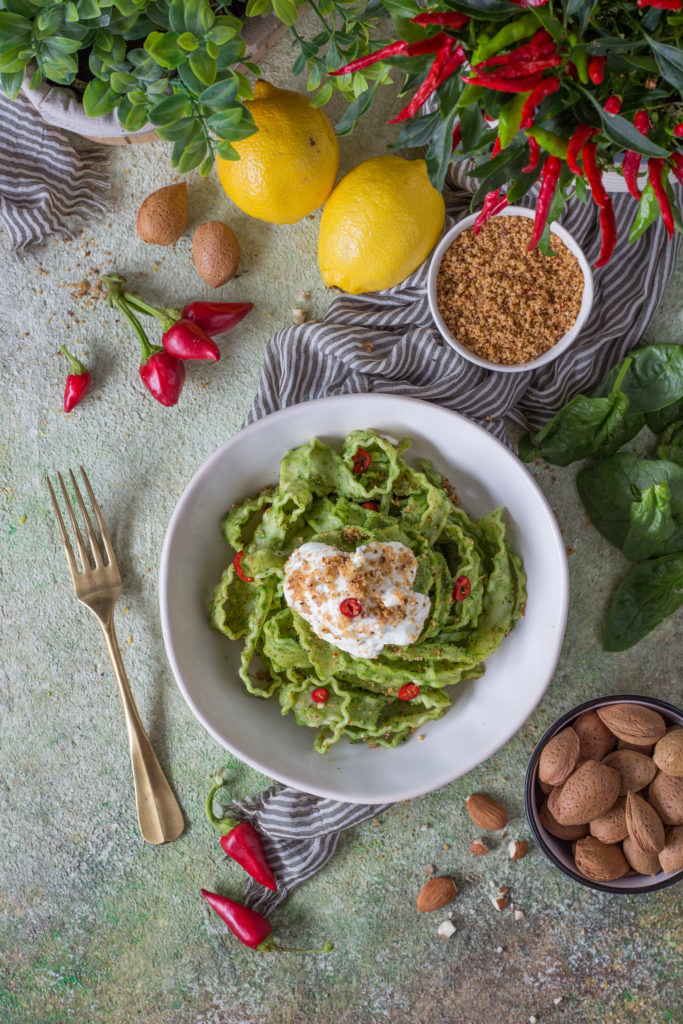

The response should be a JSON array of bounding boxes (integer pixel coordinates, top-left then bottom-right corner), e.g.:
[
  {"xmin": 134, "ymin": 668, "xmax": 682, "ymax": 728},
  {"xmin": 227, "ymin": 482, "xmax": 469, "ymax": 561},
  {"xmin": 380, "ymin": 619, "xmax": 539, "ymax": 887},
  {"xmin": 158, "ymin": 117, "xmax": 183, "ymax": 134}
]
[{"xmin": 427, "ymin": 206, "xmax": 593, "ymax": 373}]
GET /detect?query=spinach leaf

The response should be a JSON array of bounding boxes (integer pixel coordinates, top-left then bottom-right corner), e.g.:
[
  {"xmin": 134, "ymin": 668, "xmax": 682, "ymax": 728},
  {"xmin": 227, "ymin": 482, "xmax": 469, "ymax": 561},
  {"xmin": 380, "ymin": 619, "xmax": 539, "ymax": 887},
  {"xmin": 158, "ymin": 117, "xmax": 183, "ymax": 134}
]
[
  {"xmin": 656, "ymin": 420, "xmax": 683, "ymax": 468},
  {"xmin": 602, "ymin": 552, "xmax": 683, "ymax": 651},
  {"xmin": 647, "ymin": 398, "xmax": 683, "ymax": 435},
  {"xmin": 518, "ymin": 358, "xmax": 637, "ymax": 465},
  {"xmin": 576, "ymin": 453, "xmax": 683, "ymax": 554},
  {"xmin": 591, "ymin": 344, "xmax": 683, "ymax": 414},
  {"xmin": 622, "ymin": 482, "xmax": 675, "ymax": 562}
]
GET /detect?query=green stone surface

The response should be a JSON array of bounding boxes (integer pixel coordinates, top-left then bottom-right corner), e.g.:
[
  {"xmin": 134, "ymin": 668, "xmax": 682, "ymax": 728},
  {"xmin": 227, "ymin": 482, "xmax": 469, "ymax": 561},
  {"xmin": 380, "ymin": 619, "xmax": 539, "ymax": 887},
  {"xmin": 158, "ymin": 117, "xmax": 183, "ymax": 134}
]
[{"xmin": 1, "ymin": 18, "xmax": 681, "ymax": 1024}]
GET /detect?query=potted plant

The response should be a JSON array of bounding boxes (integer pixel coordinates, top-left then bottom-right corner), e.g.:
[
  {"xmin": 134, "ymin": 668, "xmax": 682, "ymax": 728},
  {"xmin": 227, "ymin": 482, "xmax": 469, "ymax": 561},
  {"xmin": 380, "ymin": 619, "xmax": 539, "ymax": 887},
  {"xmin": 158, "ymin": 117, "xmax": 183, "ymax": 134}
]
[
  {"xmin": 0, "ymin": 0, "xmax": 293, "ymax": 167},
  {"xmin": 283, "ymin": 0, "xmax": 683, "ymax": 264}
]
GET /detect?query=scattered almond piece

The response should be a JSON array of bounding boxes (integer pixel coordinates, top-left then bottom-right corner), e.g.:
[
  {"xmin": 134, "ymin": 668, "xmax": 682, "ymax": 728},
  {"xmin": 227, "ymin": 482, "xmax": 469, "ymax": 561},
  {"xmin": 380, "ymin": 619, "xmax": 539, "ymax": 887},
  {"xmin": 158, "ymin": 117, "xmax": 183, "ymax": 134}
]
[
  {"xmin": 417, "ymin": 876, "xmax": 457, "ymax": 912},
  {"xmin": 508, "ymin": 839, "xmax": 529, "ymax": 860},
  {"xmin": 491, "ymin": 894, "xmax": 508, "ymax": 911},
  {"xmin": 470, "ymin": 838, "xmax": 489, "ymax": 855},
  {"xmin": 514, "ymin": 909, "xmax": 525, "ymax": 921},
  {"xmin": 437, "ymin": 918, "xmax": 456, "ymax": 940},
  {"xmin": 465, "ymin": 793, "xmax": 508, "ymax": 831}
]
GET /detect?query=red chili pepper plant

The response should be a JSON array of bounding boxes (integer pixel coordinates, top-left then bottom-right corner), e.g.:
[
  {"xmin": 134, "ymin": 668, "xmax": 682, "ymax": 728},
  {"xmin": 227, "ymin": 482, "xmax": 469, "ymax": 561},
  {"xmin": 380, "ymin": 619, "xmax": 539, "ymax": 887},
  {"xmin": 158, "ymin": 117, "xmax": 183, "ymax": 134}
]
[{"xmin": 290, "ymin": 0, "xmax": 683, "ymax": 264}]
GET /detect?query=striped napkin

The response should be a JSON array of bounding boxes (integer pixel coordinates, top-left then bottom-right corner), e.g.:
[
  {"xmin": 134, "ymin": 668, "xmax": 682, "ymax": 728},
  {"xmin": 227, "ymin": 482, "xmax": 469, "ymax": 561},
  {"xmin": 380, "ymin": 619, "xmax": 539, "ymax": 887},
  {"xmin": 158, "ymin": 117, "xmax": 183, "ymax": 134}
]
[
  {"xmin": 224, "ymin": 165, "xmax": 682, "ymax": 915},
  {"xmin": 0, "ymin": 88, "xmax": 108, "ymax": 254}
]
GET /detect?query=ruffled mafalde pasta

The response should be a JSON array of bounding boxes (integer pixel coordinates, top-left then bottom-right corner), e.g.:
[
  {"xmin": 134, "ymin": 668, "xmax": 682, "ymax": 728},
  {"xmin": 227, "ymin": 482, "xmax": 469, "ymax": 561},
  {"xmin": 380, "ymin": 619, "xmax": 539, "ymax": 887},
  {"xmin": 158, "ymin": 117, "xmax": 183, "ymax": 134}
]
[{"xmin": 209, "ymin": 430, "xmax": 526, "ymax": 754}]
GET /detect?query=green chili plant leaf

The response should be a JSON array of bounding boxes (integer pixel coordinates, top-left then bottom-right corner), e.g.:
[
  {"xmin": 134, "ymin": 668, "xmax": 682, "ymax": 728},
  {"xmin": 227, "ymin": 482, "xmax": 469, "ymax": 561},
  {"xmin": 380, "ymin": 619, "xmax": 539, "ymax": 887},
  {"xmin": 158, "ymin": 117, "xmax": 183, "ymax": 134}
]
[
  {"xmin": 622, "ymin": 482, "xmax": 675, "ymax": 562},
  {"xmin": 602, "ymin": 552, "xmax": 683, "ymax": 652}
]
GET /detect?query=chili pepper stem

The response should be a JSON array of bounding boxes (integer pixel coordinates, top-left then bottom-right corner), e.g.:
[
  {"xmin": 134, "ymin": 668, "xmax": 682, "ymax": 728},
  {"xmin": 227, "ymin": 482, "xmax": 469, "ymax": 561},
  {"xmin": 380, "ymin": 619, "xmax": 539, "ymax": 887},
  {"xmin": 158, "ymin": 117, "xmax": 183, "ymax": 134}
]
[
  {"xmin": 59, "ymin": 345, "xmax": 87, "ymax": 375},
  {"xmin": 104, "ymin": 276, "xmax": 159, "ymax": 361},
  {"xmin": 121, "ymin": 292, "xmax": 182, "ymax": 330},
  {"xmin": 258, "ymin": 936, "xmax": 334, "ymax": 954},
  {"xmin": 206, "ymin": 777, "xmax": 239, "ymax": 834}
]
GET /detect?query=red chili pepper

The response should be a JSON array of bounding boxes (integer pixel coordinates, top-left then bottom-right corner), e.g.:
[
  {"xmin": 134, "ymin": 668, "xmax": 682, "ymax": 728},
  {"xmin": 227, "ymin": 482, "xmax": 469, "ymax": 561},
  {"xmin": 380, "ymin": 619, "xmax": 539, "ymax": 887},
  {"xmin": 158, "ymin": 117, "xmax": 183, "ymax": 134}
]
[
  {"xmin": 604, "ymin": 95, "xmax": 622, "ymax": 114},
  {"xmin": 360, "ymin": 501, "xmax": 379, "ymax": 510},
  {"xmin": 581, "ymin": 141, "xmax": 609, "ymax": 207},
  {"xmin": 588, "ymin": 55, "xmax": 606, "ymax": 85},
  {"xmin": 398, "ymin": 683, "xmax": 420, "ymax": 701},
  {"xmin": 490, "ymin": 54, "xmax": 561, "ymax": 78},
  {"xmin": 520, "ymin": 76, "xmax": 560, "ymax": 128},
  {"xmin": 509, "ymin": 0, "xmax": 550, "ymax": 6},
  {"xmin": 411, "ymin": 10, "xmax": 469, "ymax": 28},
  {"xmin": 594, "ymin": 198, "xmax": 618, "ymax": 268},
  {"xmin": 473, "ymin": 189, "xmax": 509, "ymax": 235},
  {"xmin": 634, "ymin": 111, "xmax": 650, "ymax": 135},
  {"xmin": 182, "ymin": 301, "xmax": 253, "ymax": 335},
  {"xmin": 352, "ymin": 447, "xmax": 371, "ymax": 473},
  {"xmin": 162, "ymin": 319, "xmax": 220, "ymax": 362},
  {"xmin": 206, "ymin": 779, "xmax": 277, "ymax": 891},
  {"xmin": 139, "ymin": 351, "xmax": 185, "ymax": 407},
  {"xmin": 451, "ymin": 122, "xmax": 462, "ymax": 153},
  {"xmin": 648, "ymin": 158, "xmax": 675, "ymax": 239},
  {"xmin": 523, "ymin": 135, "xmax": 540, "ymax": 172},
  {"xmin": 674, "ymin": 124, "xmax": 683, "ymax": 138},
  {"xmin": 340, "ymin": 598, "xmax": 363, "ymax": 618},
  {"xmin": 476, "ymin": 31, "xmax": 554, "ymax": 70},
  {"xmin": 464, "ymin": 71, "xmax": 545, "ymax": 93},
  {"xmin": 389, "ymin": 41, "xmax": 466, "ymax": 124},
  {"xmin": 622, "ymin": 112, "xmax": 650, "ymax": 201},
  {"xmin": 233, "ymin": 550, "xmax": 254, "ymax": 583},
  {"xmin": 453, "ymin": 575, "xmax": 471, "ymax": 601},
  {"xmin": 567, "ymin": 125, "xmax": 598, "ymax": 176},
  {"xmin": 637, "ymin": 0, "xmax": 681, "ymax": 8},
  {"xmin": 60, "ymin": 345, "xmax": 91, "ymax": 413},
  {"xmin": 330, "ymin": 32, "xmax": 450, "ymax": 76},
  {"xmin": 669, "ymin": 151, "xmax": 683, "ymax": 187},
  {"xmin": 201, "ymin": 890, "xmax": 333, "ymax": 953},
  {"xmin": 311, "ymin": 687, "xmax": 330, "ymax": 704},
  {"xmin": 528, "ymin": 156, "xmax": 563, "ymax": 251}
]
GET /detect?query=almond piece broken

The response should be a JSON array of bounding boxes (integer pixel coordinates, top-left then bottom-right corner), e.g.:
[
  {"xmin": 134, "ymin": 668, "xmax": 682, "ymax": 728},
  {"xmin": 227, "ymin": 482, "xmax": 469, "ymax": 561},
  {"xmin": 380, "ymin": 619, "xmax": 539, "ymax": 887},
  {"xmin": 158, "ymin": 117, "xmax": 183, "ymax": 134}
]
[
  {"xmin": 491, "ymin": 894, "xmax": 508, "ymax": 911},
  {"xmin": 648, "ymin": 772, "xmax": 683, "ymax": 826},
  {"xmin": 574, "ymin": 710, "xmax": 615, "ymax": 762},
  {"xmin": 622, "ymin": 835, "xmax": 661, "ymax": 876},
  {"xmin": 574, "ymin": 836, "xmax": 629, "ymax": 882},
  {"xmin": 417, "ymin": 876, "xmax": 457, "ymax": 912},
  {"xmin": 470, "ymin": 839, "xmax": 489, "ymax": 855},
  {"xmin": 625, "ymin": 791, "xmax": 665, "ymax": 854},
  {"xmin": 659, "ymin": 825, "xmax": 683, "ymax": 873},
  {"xmin": 465, "ymin": 793, "xmax": 508, "ymax": 831},
  {"xmin": 508, "ymin": 839, "xmax": 529, "ymax": 861},
  {"xmin": 596, "ymin": 704, "xmax": 667, "ymax": 747},
  {"xmin": 653, "ymin": 727, "xmax": 683, "ymax": 778},
  {"xmin": 552, "ymin": 760, "xmax": 621, "ymax": 826},
  {"xmin": 602, "ymin": 749, "xmax": 657, "ymax": 795},
  {"xmin": 538, "ymin": 727, "xmax": 580, "ymax": 787},
  {"xmin": 589, "ymin": 796, "xmax": 628, "ymax": 845}
]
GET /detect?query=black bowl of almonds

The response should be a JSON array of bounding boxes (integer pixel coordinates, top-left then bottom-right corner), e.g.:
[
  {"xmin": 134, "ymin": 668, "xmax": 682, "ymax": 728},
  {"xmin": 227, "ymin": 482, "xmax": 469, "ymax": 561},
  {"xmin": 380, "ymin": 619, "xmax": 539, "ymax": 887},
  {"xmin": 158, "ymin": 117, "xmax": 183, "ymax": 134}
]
[{"xmin": 525, "ymin": 695, "xmax": 683, "ymax": 893}]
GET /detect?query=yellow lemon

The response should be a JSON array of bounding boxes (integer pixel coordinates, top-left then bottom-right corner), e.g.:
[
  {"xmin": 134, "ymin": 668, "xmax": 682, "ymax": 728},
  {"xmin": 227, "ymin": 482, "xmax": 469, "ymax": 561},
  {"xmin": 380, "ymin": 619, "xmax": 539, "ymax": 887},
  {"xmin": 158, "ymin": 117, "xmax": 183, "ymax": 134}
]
[
  {"xmin": 215, "ymin": 81, "xmax": 339, "ymax": 224},
  {"xmin": 318, "ymin": 156, "xmax": 445, "ymax": 294}
]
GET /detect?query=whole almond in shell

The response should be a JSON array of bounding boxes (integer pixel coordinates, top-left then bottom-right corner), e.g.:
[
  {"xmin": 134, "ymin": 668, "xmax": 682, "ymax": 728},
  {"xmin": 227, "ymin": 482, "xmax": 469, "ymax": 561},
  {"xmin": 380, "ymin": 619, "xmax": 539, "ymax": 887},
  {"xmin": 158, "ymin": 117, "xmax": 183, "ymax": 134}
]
[
  {"xmin": 192, "ymin": 220, "xmax": 240, "ymax": 288},
  {"xmin": 659, "ymin": 825, "xmax": 683, "ymax": 873},
  {"xmin": 539, "ymin": 800, "xmax": 589, "ymax": 841},
  {"xmin": 648, "ymin": 771, "xmax": 683, "ymax": 825},
  {"xmin": 573, "ymin": 836, "xmax": 629, "ymax": 882},
  {"xmin": 622, "ymin": 835, "xmax": 661, "ymax": 876},
  {"xmin": 417, "ymin": 875, "xmax": 457, "ymax": 912},
  {"xmin": 538, "ymin": 727, "xmax": 580, "ymax": 787},
  {"xmin": 465, "ymin": 793, "xmax": 508, "ymax": 831},
  {"xmin": 136, "ymin": 182, "xmax": 188, "ymax": 245},
  {"xmin": 553, "ymin": 760, "xmax": 621, "ymax": 826},
  {"xmin": 589, "ymin": 796, "xmax": 627, "ymax": 844},
  {"xmin": 625, "ymin": 790, "xmax": 665, "ymax": 854},
  {"xmin": 574, "ymin": 709, "xmax": 615, "ymax": 761},
  {"xmin": 653, "ymin": 727, "xmax": 683, "ymax": 777},
  {"xmin": 602, "ymin": 749, "xmax": 657, "ymax": 795},
  {"xmin": 596, "ymin": 704, "xmax": 666, "ymax": 746}
]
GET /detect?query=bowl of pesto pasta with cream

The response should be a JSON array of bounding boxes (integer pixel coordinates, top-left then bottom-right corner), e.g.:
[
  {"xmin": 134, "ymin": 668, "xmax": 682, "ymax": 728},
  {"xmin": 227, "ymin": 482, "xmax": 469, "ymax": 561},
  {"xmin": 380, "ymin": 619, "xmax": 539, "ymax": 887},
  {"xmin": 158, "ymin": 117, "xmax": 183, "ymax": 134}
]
[{"xmin": 160, "ymin": 395, "xmax": 569, "ymax": 803}]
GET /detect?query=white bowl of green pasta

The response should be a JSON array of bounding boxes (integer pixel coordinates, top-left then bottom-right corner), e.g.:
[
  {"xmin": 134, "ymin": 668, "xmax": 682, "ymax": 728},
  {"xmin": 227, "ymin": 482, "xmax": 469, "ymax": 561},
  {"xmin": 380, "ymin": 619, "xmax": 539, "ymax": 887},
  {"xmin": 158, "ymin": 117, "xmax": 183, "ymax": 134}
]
[{"xmin": 160, "ymin": 394, "xmax": 569, "ymax": 804}]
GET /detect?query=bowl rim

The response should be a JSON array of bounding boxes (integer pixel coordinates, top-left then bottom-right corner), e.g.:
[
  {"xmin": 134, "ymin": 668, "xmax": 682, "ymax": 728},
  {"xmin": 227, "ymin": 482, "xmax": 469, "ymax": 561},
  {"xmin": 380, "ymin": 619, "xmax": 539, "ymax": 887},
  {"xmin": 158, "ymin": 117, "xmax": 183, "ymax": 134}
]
[
  {"xmin": 524, "ymin": 693, "xmax": 683, "ymax": 894},
  {"xmin": 426, "ymin": 205, "xmax": 594, "ymax": 374}
]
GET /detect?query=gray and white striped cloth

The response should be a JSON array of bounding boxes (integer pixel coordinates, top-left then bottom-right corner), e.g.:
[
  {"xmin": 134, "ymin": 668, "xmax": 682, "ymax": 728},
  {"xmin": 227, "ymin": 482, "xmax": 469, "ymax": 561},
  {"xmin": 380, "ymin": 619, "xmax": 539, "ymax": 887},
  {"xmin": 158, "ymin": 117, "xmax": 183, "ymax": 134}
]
[
  {"xmin": 0, "ymin": 87, "xmax": 108, "ymax": 254},
  {"xmin": 231, "ymin": 165, "xmax": 682, "ymax": 915}
]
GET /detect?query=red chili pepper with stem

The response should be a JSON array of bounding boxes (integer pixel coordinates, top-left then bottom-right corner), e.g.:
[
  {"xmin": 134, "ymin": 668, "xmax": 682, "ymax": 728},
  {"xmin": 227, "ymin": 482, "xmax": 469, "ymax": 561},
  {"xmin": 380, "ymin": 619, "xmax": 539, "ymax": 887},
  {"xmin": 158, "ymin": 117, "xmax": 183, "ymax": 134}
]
[
  {"xmin": 476, "ymin": 31, "xmax": 554, "ymax": 70},
  {"xmin": 528, "ymin": 156, "xmax": 563, "ymax": 251},
  {"xmin": 523, "ymin": 135, "xmax": 540, "ymax": 172},
  {"xmin": 161, "ymin": 319, "xmax": 221, "ymax": 362},
  {"xmin": 581, "ymin": 141, "xmax": 609, "ymax": 207},
  {"xmin": 594, "ymin": 199, "xmax": 617, "ymax": 268},
  {"xmin": 464, "ymin": 70, "xmax": 545, "ymax": 93},
  {"xmin": 389, "ymin": 41, "xmax": 466, "ymax": 124},
  {"xmin": 669, "ymin": 151, "xmax": 683, "ymax": 187},
  {"xmin": 60, "ymin": 345, "xmax": 91, "ymax": 413},
  {"xmin": 206, "ymin": 778, "xmax": 277, "ymax": 891},
  {"xmin": 451, "ymin": 122, "xmax": 462, "ymax": 153},
  {"xmin": 330, "ymin": 33, "xmax": 450, "ymax": 76},
  {"xmin": 622, "ymin": 111, "xmax": 650, "ymax": 201},
  {"xmin": 473, "ymin": 189, "xmax": 509, "ymax": 235},
  {"xmin": 648, "ymin": 159, "xmax": 675, "ymax": 239},
  {"xmin": 567, "ymin": 125, "xmax": 598, "ymax": 176},
  {"xmin": 411, "ymin": 10, "xmax": 469, "ymax": 28},
  {"xmin": 182, "ymin": 301, "xmax": 253, "ymax": 335},
  {"xmin": 588, "ymin": 55, "xmax": 606, "ymax": 84},
  {"xmin": 201, "ymin": 890, "xmax": 333, "ymax": 953},
  {"xmin": 489, "ymin": 54, "xmax": 561, "ymax": 78},
  {"xmin": 520, "ymin": 76, "xmax": 560, "ymax": 128}
]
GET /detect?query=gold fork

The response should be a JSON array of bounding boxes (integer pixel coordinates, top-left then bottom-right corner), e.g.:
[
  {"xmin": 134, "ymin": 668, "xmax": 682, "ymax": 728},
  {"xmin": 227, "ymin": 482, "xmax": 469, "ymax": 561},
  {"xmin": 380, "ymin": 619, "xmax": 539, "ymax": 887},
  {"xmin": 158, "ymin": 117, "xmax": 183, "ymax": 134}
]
[{"xmin": 46, "ymin": 467, "xmax": 185, "ymax": 845}]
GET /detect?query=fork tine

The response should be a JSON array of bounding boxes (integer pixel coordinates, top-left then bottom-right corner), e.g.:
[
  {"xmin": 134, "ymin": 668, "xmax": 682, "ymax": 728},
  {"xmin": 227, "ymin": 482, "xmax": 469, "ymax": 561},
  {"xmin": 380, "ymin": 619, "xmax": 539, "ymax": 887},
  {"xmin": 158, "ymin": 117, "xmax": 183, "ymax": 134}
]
[
  {"xmin": 46, "ymin": 475, "xmax": 79, "ymax": 579},
  {"xmin": 57, "ymin": 471, "xmax": 91, "ymax": 572},
  {"xmin": 69, "ymin": 468, "xmax": 104, "ymax": 569},
  {"xmin": 79, "ymin": 466, "xmax": 118, "ymax": 569}
]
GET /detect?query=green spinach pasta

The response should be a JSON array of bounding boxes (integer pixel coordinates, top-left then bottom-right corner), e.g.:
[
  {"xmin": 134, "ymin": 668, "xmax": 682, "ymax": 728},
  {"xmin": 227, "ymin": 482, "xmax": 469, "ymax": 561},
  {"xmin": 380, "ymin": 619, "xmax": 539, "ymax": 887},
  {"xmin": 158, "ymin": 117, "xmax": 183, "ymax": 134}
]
[{"xmin": 209, "ymin": 430, "xmax": 526, "ymax": 754}]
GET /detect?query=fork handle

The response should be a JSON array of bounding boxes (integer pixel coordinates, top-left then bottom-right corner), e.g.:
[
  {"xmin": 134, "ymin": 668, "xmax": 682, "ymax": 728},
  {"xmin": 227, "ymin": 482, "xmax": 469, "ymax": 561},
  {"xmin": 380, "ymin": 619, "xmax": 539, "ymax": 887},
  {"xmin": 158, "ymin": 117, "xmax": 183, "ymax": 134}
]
[{"xmin": 99, "ymin": 617, "xmax": 185, "ymax": 845}]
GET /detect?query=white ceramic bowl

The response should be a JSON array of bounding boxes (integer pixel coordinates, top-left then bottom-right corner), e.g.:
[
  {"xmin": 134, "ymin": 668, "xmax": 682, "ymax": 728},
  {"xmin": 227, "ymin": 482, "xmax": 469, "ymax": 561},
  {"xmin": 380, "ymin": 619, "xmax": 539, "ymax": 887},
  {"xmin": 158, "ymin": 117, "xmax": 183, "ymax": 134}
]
[
  {"xmin": 160, "ymin": 394, "xmax": 569, "ymax": 804},
  {"xmin": 427, "ymin": 206, "xmax": 594, "ymax": 374}
]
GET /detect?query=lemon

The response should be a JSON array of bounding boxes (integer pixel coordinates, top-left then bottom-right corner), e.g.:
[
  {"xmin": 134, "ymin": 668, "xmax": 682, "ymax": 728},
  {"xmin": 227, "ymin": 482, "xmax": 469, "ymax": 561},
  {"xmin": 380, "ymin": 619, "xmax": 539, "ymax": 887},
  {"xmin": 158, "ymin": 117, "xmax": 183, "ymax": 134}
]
[
  {"xmin": 215, "ymin": 81, "xmax": 340, "ymax": 224},
  {"xmin": 318, "ymin": 156, "xmax": 445, "ymax": 294}
]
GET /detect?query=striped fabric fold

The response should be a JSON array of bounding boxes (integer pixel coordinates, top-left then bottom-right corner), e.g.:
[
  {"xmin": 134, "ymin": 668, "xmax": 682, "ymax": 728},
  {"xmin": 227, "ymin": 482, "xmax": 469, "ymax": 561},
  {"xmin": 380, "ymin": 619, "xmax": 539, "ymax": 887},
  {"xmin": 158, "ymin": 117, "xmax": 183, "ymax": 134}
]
[
  {"xmin": 228, "ymin": 164, "xmax": 682, "ymax": 913},
  {"xmin": 0, "ymin": 89, "xmax": 109, "ymax": 254}
]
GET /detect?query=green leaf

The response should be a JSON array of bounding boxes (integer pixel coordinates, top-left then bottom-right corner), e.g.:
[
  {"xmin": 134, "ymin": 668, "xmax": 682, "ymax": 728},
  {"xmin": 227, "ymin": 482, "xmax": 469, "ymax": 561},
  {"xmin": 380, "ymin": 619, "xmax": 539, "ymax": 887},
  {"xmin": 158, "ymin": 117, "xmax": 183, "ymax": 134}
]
[
  {"xmin": 78, "ymin": 0, "xmax": 102, "ymax": 18},
  {"xmin": 647, "ymin": 399, "xmax": 683, "ymax": 435},
  {"xmin": 0, "ymin": 68, "xmax": 24, "ymax": 99},
  {"xmin": 622, "ymin": 482, "xmax": 675, "ymax": 562},
  {"xmin": 390, "ymin": 109, "xmax": 441, "ymax": 150},
  {"xmin": 657, "ymin": 420, "xmax": 683, "ymax": 468},
  {"xmin": 109, "ymin": 70, "xmax": 138, "ymax": 93},
  {"xmin": 199, "ymin": 77, "xmax": 239, "ymax": 110},
  {"xmin": 182, "ymin": 0, "xmax": 215, "ymax": 36},
  {"xmin": 272, "ymin": 0, "xmax": 298, "ymax": 25},
  {"xmin": 310, "ymin": 79, "xmax": 334, "ymax": 107},
  {"xmin": 36, "ymin": 8, "xmax": 63, "ymax": 36},
  {"xmin": 199, "ymin": 153, "xmax": 215, "ymax": 177},
  {"xmin": 645, "ymin": 34, "xmax": 683, "ymax": 98},
  {"xmin": 144, "ymin": 31, "xmax": 186, "ymax": 70},
  {"xmin": 208, "ymin": 23, "xmax": 239, "ymax": 45},
  {"xmin": 155, "ymin": 115, "xmax": 200, "ymax": 142},
  {"xmin": 602, "ymin": 553, "xmax": 683, "ymax": 652},
  {"xmin": 116, "ymin": 95, "xmax": 149, "ymax": 132},
  {"xmin": 335, "ymin": 81, "xmax": 378, "ymax": 136},
  {"xmin": 215, "ymin": 139, "xmax": 239, "ymax": 159},
  {"xmin": 148, "ymin": 93, "xmax": 192, "ymax": 126},
  {"xmin": 64, "ymin": 2, "xmax": 79, "ymax": 23},
  {"xmin": 177, "ymin": 32, "xmax": 198, "ymax": 51},
  {"xmin": 82, "ymin": 77, "xmax": 120, "ymax": 118},
  {"xmin": 189, "ymin": 50, "xmax": 216, "ymax": 85},
  {"xmin": 175, "ymin": 138, "xmax": 208, "ymax": 173},
  {"xmin": 591, "ymin": 345, "xmax": 683, "ymax": 415},
  {"xmin": 577, "ymin": 85, "xmax": 669, "ymax": 158},
  {"xmin": 0, "ymin": 12, "xmax": 32, "ymax": 48},
  {"xmin": 425, "ymin": 105, "xmax": 458, "ymax": 194},
  {"xmin": 246, "ymin": 0, "xmax": 272, "ymax": 16}
]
